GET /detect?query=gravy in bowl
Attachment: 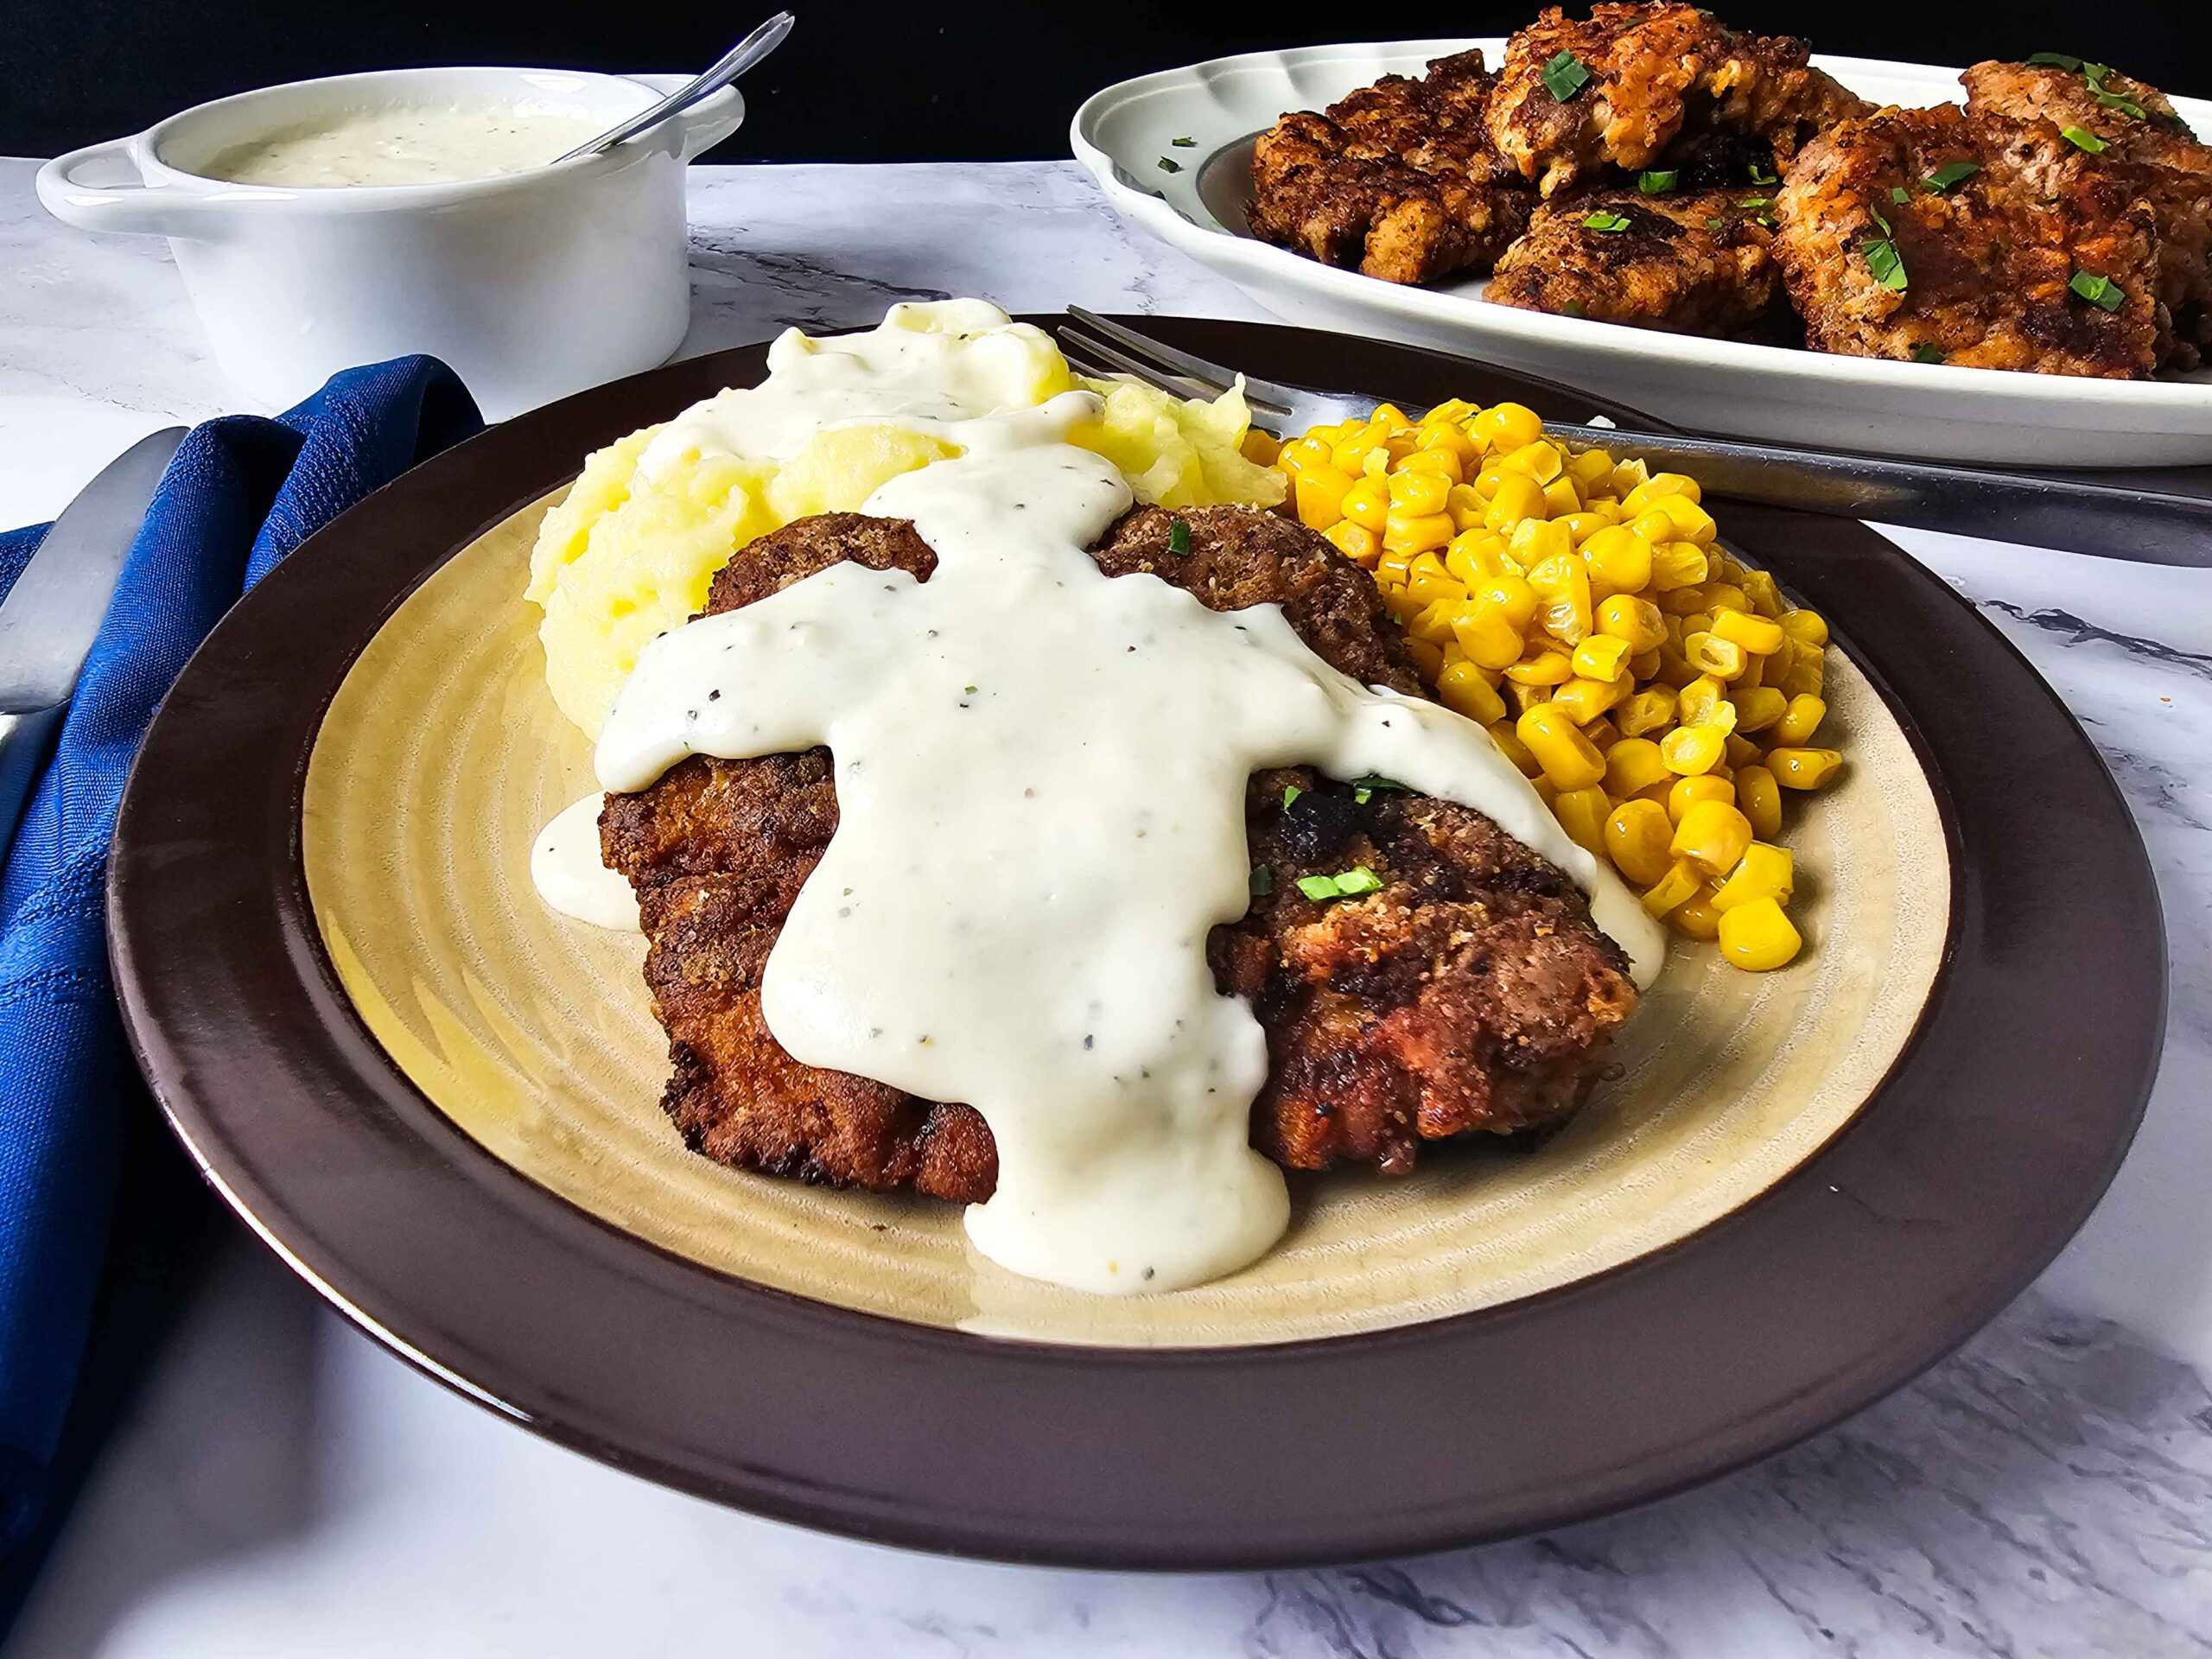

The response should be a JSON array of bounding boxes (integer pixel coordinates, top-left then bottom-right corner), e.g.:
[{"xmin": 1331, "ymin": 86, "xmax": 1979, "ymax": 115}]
[{"xmin": 201, "ymin": 105, "xmax": 607, "ymax": 187}]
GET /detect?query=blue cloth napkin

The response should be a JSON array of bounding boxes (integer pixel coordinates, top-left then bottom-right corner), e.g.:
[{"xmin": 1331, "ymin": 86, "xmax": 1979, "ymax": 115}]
[{"xmin": 0, "ymin": 359, "xmax": 482, "ymax": 1554}]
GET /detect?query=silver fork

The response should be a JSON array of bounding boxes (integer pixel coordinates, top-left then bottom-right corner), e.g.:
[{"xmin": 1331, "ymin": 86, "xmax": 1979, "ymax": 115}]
[{"xmin": 1053, "ymin": 308, "xmax": 2212, "ymax": 569}]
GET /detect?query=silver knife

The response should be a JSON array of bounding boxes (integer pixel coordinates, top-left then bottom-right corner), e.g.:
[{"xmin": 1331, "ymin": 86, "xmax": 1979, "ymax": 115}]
[{"xmin": 0, "ymin": 426, "xmax": 187, "ymax": 861}]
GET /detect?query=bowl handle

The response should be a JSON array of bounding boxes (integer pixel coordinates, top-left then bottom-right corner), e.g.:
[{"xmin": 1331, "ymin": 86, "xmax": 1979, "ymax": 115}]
[
  {"xmin": 625, "ymin": 75, "xmax": 747, "ymax": 162},
  {"xmin": 36, "ymin": 137, "xmax": 213, "ymax": 238}
]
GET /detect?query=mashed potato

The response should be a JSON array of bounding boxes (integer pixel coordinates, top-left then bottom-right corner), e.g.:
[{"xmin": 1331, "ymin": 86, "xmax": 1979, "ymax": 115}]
[{"xmin": 525, "ymin": 302, "xmax": 1287, "ymax": 738}]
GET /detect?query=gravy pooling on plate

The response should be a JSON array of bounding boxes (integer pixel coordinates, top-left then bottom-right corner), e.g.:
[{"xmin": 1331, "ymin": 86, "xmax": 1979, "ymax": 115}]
[
  {"xmin": 201, "ymin": 105, "xmax": 607, "ymax": 188},
  {"xmin": 532, "ymin": 305, "xmax": 1664, "ymax": 1294}
]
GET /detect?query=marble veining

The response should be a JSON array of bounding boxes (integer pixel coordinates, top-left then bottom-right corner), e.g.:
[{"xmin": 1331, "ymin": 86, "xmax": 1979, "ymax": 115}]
[{"xmin": 1, "ymin": 157, "xmax": 2208, "ymax": 1657}]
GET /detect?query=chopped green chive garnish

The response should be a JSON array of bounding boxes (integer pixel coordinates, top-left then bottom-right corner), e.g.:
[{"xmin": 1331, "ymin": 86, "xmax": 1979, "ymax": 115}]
[
  {"xmin": 1923, "ymin": 160, "xmax": 1980, "ymax": 191},
  {"xmin": 2027, "ymin": 51, "xmax": 2084, "ymax": 71},
  {"xmin": 1890, "ymin": 185, "xmax": 1911, "ymax": 205},
  {"xmin": 1170, "ymin": 136, "xmax": 1196, "ymax": 147},
  {"xmin": 1249, "ymin": 863, "xmax": 1274, "ymax": 896},
  {"xmin": 2062, "ymin": 124, "xmax": 2107, "ymax": 153},
  {"xmin": 1706, "ymin": 216, "xmax": 1727, "ymax": 229},
  {"xmin": 2082, "ymin": 60, "xmax": 2111, "ymax": 85},
  {"xmin": 1157, "ymin": 156, "xmax": 1183, "ymax": 173},
  {"xmin": 1864, "ymin": 238, "xmax": 1907, "ymax": 291},
  {"xmin": 1351, "ymin": 773, "xmax": 1407, "ymax": 798},
  {"xmin": 1583, "ymin": 209, "xmax": 1632, "ymax": 232},
  {"xmin": 1637, "ymin": 169, "xmax": 1678, "ymax": 194},
  {"xmin": 1748, "ymin": 162, "xmax": 1778, "ymax": 185},
  {"xmin": 963, "ymin": 683, "xmax": 977, "ymax": 695},
  {"xmin": 1542, "ymin": 49, "xmax": 1592, "ymax": 102},
  {"xmin": 2094, "ymin": 89, "xmax": 2147, "ymax": 118},
  {"xmin": 1297, "ymin": 866, "xmax": 1383, "ymax": 902},
  {"xmin": 1911, "ymin": 342, "xmax": 1948, "ymax": 364},
  {"xmin": 2069, "ymin": 270, "xmax": 2126, "ymax": 311},
  {"xmin": 1561, "ymin": 298, "xmax": 1586, "ymax": 316},
  {"xmin": 1868, "ymin": 205, "xmax": 1892, "ymax": 236},
  {"xmin": 1166, "ymin": 518, "xmax": 1192, "ymax": 555},
  {"xmin": 1739, "ymin": 195, "xmax": 1774, "ymax": 209},
  {"xmin": 1282, "ymin": 784, "xmax": 1302, "ymax": 808}
]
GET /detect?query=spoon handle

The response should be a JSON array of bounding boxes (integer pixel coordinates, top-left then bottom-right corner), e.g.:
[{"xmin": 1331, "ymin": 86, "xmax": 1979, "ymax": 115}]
[{"xmin": 555, "ymin": 11, "xmax": 796, "ymax": 163}]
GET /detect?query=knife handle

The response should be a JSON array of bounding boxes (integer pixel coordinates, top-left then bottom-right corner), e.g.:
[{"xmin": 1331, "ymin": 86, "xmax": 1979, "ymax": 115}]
[{"xmin": 0, "ymin": 705, "xmax": 67, "ymax": 868}]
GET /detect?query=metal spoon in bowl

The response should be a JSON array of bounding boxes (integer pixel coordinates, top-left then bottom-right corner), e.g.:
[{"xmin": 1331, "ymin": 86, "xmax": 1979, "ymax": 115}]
[{"xmin": 555, "ymin": 11, "xmax": 796, "ymax": 164}]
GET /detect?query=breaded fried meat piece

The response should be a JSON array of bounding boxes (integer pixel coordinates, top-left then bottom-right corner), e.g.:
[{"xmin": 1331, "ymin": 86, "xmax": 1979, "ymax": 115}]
[
  {"xmin": 1488, "ymin": 186, "xmax": 1784, "ymax": 338},
  {"xmin": 601, "ymin": 506, "xmax": 1638, "ymax": 1200},
  {"xmin": 1248, "ymin": 49, "xmax": 1534, "ymax": 285},
  {"xmin": 1487, "ymin": 3, "xmax": 1870, "ymax": 197},
  {"xmin": 1774, "ymin": 102, "xmax": 2162, "ymax": 376}
]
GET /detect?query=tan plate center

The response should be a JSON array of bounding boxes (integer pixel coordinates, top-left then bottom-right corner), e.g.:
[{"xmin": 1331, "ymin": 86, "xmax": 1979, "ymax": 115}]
[{"xmin": 302, "ymin": 495, "xmax": 1950, "ymax": 1348}]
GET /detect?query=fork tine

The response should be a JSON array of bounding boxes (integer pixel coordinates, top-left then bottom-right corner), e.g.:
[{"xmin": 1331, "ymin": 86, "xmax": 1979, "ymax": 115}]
[
  {"xmin": 1060, "ymin": 308, "xmax": 1297, "ymax": 421},
  {"xmin": 1057, "ymin": 326, "xmax": 1220, "ymax": 403}
]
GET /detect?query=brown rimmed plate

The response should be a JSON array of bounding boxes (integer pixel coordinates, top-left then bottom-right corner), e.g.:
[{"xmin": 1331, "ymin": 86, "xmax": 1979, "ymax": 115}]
[{"xmin": 108, "ymin": 318, "xmax": 2164, "ymax": 1568}]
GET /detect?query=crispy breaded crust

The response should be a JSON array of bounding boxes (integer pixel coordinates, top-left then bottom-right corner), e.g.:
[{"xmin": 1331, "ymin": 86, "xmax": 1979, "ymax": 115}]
[
  {"xmin": 1486, "ymin": 4, "xmax": 1868, "ymax": 197},
  {"xmin": 1488, "ymin": 187, "xmax": 1785, "ymax": 339},
  {"xmin": 601, "ymin": 506, "xmax": 1637, "ymax": 1201},
  {"xmin": 1773, "ymin": 103, "xmax": 2162, "ymax": 377}
]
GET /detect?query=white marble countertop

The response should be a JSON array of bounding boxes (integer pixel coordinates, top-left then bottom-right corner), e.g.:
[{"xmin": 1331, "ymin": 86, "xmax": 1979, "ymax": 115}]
[{"xmin": 3, "ymin": 157, "xmax": 2208, "ymax": 1658}]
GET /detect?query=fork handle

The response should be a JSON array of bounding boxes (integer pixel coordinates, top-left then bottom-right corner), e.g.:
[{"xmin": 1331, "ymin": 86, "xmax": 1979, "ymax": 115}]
[{"xmin": 1556, "ymin": 423, "xmax": 2212, "ymax": 568}]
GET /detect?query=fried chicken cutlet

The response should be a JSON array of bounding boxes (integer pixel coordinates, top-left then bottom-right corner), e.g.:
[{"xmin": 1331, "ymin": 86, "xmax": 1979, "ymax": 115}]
[
  {"xmin": 1963, "ymin": 58, "xmax": 2212, "ymax": 371},
  {"xmin": 1773, "ymin": 102, "xmax": 2162, "ymax": 376},
  {"xmin": 1489, "ymin": 187, "xmax": 1786, "ymax": 339},
  {"xmin": 1248, "ymin": 48, "xmax": 1534, "ymax": 284},
  {"xmin": 1486, "ymin": 4, "xmax": 1870, "ymax": 198},
  {"xmin": 601, "ymin": 507, "xmax": 1639, "ymax": 1201}
]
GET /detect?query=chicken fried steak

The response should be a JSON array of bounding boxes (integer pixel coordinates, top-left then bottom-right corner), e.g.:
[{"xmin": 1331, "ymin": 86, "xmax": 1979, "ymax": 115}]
[
  {"xmin": 1485, "ymin": 4, "xmax": 1869, "ymax": 198},
  {"xmin": 1773, "ymin": 102, "xmax": 2163, "ymax": 376},
  {"xmin": 1248, "ymin": 49, "xmax": 1535, "ymax": 284},
  {"xmin": 601, "ymin": 507, "xmax": 1639, "ymax": 1201},
  {"xmin": 1489, "ymin": 187, "xmax": 1786, "ymax": 338},
  {"xmin": 1963, "ymin": 58, "xmax": 2212, "ymax": 371}
]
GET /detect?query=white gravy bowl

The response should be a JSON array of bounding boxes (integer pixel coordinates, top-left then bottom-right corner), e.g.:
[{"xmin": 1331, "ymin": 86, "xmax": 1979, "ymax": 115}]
[{"xmin": 35, "ymin": 68, "xmax": 744, "ymax": 418}]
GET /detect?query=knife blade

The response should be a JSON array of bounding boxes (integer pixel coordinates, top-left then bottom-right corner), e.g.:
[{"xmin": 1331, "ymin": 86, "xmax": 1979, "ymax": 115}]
[{"xmin": 0, "ymin": 425, "xmax": 186, "ymax": 857}]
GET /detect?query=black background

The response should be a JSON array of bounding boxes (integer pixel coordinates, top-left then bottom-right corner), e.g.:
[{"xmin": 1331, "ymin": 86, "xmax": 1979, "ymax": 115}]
[{"xmin": 6, "ymin": 3, "xmax": 2205, "ymax": 161}]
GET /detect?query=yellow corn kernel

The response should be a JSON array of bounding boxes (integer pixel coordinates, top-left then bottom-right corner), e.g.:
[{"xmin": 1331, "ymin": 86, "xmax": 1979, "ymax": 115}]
[
  {"xmin": 1487, "ymin": 720, "xmax": 1542, "ymax": 777},
  {"xmin": 1503, "ymin": 649, "xmax": 1574, "ymax": 686},
  {"xmin": 1554, "ymin": 785, "xmax": 1611, "ymax": 855},
  {"xmin": 1506, "ymin": 677, "xmax": 1554, "ymax": 714},
  {"xmin": 1779, "ymin": 607, "xmax": 1829, "ymax": 647},
  {"xmin": 1657, "ymin": 584, "xmax": 1713, "ymax": 616},
  {"xmin": 1595, "ymin": 592, "xmax": 1666, "ymax": 652},
  {"xmin": 1629, "ymin": 647, "xmax": 1662, "ymax": 680},
  {"xmin": 1671, "ymin": 799, "xmax": 1754, "ymax": 876},
  {"xmin": 1702, "ymin": 582, "xmax": 1753, "ymax": 619},
  {"xmin": 1719, "ymin": 897, "xmax": 1802, "ymax": 970},
  {"xmin": 1294, "ymin": 462, "xmax": 1357, "ymax": 529},
  {"xmin": 1475, "ymin": 575, "xmax": 1540, "ymax": 629},
  {"xmin": 1415, "ymin": 420, "xmax": 1478, "ymax": 463},
  {"xmin": 1376, "ymin": 550, "xmax": 1413, "ymax": 584},
  {"xmin": 1615, "ymin": 685, "xmax": 1677, "ymax": 737},
  {"xmin": 1661, "ymin": 723, "xmax": 1728, "ymax": 776},
  {"xmin": 1427, "ymin": 397, "xmax": 1478, "ymax": 424},
  {"xmin": 1470, "ymin": 402, "xmax": 1543, "ymax": 453},
  {"xmin": 1736, "ymin": 764, "xmax": 1782, "ymax": 838},
  {"xmin": 1387, "ymin": 470, "xmax": 1452, "ymax": 515},
  {"xmin": 1653, "ymin": 642, "xmax": 1700, "ymax": 688},
  {"xmin": 1384, "ymin": 510, "xmax": 1456, "ymax": 556},
  {"xmin": 1397, "ymin": 446, "xmax": 1464, "ymax": 485},
  {"xmin": 1641, "ymin": 859, "xmax": 1704, "ymax": 918},
  {"xmin": 1282, "ymin": 435, "xmax": 1332, "ymax": 474},
  {"xmin": 1551, "ymin": 675, "xmax": 1626, "ymax": 725},
  {"xmin": 1772, "ymin": 693, "xmax": 1827, "ymax": 747},
  {"xmin": 1405, "ymin": 637, "xmax": 1445, "ymax": 680},
  {"xmin": 1768, "ymin": 747, "xmax": 1843, "ymax": 790},
  {"xmin": 1712, "ymin": 842, "xmax": 1795, "ymax": 912},
  {"xmin": 1516, "ymin": 703, "xmax": 1607, "ymax": 790},
  {"xmin": 1725, "ymin": 734, "xmax": 1762, "ymax": 767},
  {"xmin": 1685, "ymin": 631, "xmax": 1748, "ymax": 680},
  {"xmin": 1713, "ymin": 608, "xmax": 1784, "ymax": 655},
  {"xmin": 1738, "ymin": 569, "xmax": 1784, "ymax": 617},
  {"xmin": 1604, "ymin": 736, "xmax": 1672, "ymax": 798},
  {"xmin": 1675, "ymin": 676, "xmax": 1735, "ymax": 730},
  {"xmin": 1241, "ymin": 428, "xmax": 1282, "ymax": 467},
  {"xmin": 1443, "ymin": 536, "xmax": 1485, "ymax": 587},
  {"xmin": 1451, "ymin": 603, "xmax": 1524, "ymax": 671},
  {"xmin": 1508, "ymin": 517, "xmax": 1573, "ymax": 569},
  {"xmin": 1571, "ymin": 634, "xmax": 1632, "ymax": 682},
  {"xmin": 1634, "ymin": 491, "xmax": 1718, "ymax": 546},
  {"xmin": 1649, "ymin": 540, "xmax": 1710, "ymax": 591},
  {"xmin": 1668, "ymin": 772, "xmax": 1734, "ymax": 823},
  {"xmin": 1437, "ymin": 659, "xmax": 1509, "ymax": 725},
  {"xmin": 1541, "ymin": 474, "xmax": 1583, "ymax": 517},
  {"xmin": 1408, "ymin": 600, "xmax": 1459, "ymax": 645},
  {"xmin": 1322, "ymin": 520, "xmax": 1381, "ymax": 566},
  {"xmin": 1732, "ymin": 685, "xmax": 1787, "ymax": 732},
  {"xmin": 1777, "ymin": 641, "xmax": 1826, "ymax": 700},
  {"xmin": 1446, "ymin": 483, "xmax": 1487, "ymax": 532},
  {"xmin": 1671, "ymin": 885, "xmax": 1724, "ymax": 940},
  {"xmin": 1339, "ymin": 476, "xmax": 1389, "ymax": 533},
  {"xmin": 1580, "ymin": 524, "xmax": 1655, "ymax": 596},
  {"xmin": 1623, "ymin": 472, "xmax": 1702, "ymax": 512},
  {"xmin": 1566, "ymin": 446, "xmax": 1617, "ymax": 487},
  {"xmin": 1735, "ymin": 648, "xmax": 1767, "ymax": 690},
  {"xmin": 1584, "ymin": 715, "xmax": 1621, "ymax": 751},
  {"xmin": 1604, "ymin": 798, "xmax": 1675, "ymax": 886},
  {"xmin": 1497, "ymin": 440, "xmax": 1564, "ymax": 483},
  {"xmin": 1530, "ymin": 775, "xmax": 1559, "ymax": 806},
  {"xmin": 1556, "ymin": 510, "xmax": 1611, "ymax": 543},
  {"xmin": 1404, "ymin": 569, "xmax": 1459, "ymax": 608},
  {"xmin": 1484, "ymin": 472, "xmax": 1548, "ymax": 529}
]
